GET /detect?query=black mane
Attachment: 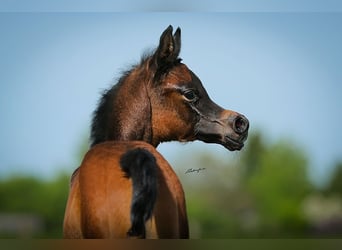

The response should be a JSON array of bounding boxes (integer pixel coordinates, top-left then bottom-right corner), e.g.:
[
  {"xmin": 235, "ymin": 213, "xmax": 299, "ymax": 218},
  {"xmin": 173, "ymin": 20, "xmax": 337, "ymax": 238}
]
[
  {"xmin": 90, "ymin": 81, "xmax": 120, "ymax": 147},
  {"xmin": 90, "ymin": 61, "xmax": 140, "ymax": 147}
]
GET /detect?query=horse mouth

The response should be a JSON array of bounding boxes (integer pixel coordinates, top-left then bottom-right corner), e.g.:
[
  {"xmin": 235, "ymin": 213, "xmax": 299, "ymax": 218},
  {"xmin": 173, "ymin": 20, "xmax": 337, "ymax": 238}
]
[
  {"xmin": 222, "ymin": 136, "xmax": 244, "ymax": 151},
  {"xmin": 196, "ymin": 133, "xmax": 245, "ymax": 151}
]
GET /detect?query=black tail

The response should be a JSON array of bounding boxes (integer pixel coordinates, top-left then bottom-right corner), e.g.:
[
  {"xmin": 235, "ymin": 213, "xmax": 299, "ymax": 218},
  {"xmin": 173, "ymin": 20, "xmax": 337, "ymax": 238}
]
[{"xmin": 120, "ymin": 148, "xmax": 158, "ymax": 238}]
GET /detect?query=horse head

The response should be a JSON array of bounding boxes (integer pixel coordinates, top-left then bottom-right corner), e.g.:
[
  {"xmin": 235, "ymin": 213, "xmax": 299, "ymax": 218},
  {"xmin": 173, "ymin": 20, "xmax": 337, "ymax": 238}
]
[{"xmin": 148, "ymin": 25, "xmax": 249, "ymax": 150}]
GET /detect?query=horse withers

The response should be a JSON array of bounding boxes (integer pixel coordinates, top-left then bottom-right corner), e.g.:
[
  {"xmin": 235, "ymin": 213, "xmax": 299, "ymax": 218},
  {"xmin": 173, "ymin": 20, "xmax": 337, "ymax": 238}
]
[{"xmin": 63, "ymin": 25, "xmax": 249, "ymax": 238}]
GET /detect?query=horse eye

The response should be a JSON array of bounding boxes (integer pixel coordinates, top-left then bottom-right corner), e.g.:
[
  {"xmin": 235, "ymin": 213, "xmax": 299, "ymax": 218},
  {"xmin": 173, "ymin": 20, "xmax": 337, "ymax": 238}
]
[{"xmin": 183, "ymin": 90, "xmax": 198, "ymax": 102}]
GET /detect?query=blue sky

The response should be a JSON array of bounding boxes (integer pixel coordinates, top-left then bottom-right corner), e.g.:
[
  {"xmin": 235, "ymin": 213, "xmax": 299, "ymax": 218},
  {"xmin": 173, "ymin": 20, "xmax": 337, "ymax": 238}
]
[
  {"xmin": 0, "ymin": 12, "xmax": 341, "ymax": 186},
  {"xmin": 1, "ymin": 0, "xmax": 341, "ymax": 12}
]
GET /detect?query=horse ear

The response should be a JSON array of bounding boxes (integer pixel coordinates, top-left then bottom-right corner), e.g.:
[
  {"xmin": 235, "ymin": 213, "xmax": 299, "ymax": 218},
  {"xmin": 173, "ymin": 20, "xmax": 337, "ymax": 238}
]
[
  {"xmin": 153, "ymin": 25, "xmax": 181, "ymax": 68},
  {"xmin": 173, "ymin": 27, "xmax": 181, "ymax": 58}
]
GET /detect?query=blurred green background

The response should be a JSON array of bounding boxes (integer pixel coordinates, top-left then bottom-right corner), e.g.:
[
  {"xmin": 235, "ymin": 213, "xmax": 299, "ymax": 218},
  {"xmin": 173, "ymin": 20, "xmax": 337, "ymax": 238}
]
[{"xmin": 0, "ymin": 130, "xmax": 341, "ymax": 238}]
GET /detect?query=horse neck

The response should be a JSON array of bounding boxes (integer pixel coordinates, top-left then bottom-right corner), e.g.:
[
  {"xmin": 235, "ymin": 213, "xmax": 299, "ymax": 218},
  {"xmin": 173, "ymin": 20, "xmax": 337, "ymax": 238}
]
[{"xmin": 91, "ymin": 66, "xmax": 156, "ymax": 147}]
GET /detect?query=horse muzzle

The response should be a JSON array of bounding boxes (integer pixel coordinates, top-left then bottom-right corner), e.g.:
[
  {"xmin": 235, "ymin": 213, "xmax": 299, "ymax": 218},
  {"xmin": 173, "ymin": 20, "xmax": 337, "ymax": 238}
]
[{"xmin": 195, "ymin": 110, "xmax": 249, "ymax": 151}]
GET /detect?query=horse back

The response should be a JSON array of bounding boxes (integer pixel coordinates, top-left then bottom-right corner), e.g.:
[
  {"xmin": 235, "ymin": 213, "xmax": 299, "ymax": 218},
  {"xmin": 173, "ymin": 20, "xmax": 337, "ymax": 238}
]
[{"xmin": 63, "ymin": 141, "xmax": 188, "ymax": 238}]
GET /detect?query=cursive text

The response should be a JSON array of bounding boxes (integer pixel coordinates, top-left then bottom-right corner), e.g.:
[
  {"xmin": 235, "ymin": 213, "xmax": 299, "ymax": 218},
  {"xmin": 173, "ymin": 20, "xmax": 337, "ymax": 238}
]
[{"xmin": 185, "ymin": 167, "xmax": 206, "ymax": 174}]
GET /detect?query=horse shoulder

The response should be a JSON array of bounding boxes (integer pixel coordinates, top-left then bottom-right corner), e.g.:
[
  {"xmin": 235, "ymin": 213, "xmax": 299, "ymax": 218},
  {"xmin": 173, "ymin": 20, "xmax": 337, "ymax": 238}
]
[{"xmin": 63, "ymin": 168, "xmax": 82, "ymax": 238}]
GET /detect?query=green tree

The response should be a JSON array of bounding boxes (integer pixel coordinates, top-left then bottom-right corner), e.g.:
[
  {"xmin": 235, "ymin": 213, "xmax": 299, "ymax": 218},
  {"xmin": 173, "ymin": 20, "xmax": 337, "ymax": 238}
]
[
  {"xmin": 178, "ymin": 131, "xmax": 315, "ymax": 238},
  {"xmin": 240, "ymin": 131, "xmax": 266, "ymax": 178},
  {"xmin": 326, "ymin": 162, "xmax": 342, "ymax": 196},
  {"xmin": 244, "ymin": 138, "xmax": 313, "ymax": 236},
  {"xmin": 0, "ymin": 174, "xmax": 69, "ymax": 238}
]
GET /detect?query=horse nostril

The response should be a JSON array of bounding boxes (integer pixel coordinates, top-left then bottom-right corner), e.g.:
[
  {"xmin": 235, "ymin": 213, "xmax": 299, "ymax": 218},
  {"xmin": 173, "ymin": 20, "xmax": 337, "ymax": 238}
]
[{"xmin": 233, "ymin": 115, "xmax": 249, "ymax": 135}]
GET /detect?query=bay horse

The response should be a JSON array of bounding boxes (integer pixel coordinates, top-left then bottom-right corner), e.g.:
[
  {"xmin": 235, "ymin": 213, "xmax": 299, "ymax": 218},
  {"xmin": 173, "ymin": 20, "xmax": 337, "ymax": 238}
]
[{"xmin": 63, "ymin": 25, "xmax": 249, "ymax": 238}]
